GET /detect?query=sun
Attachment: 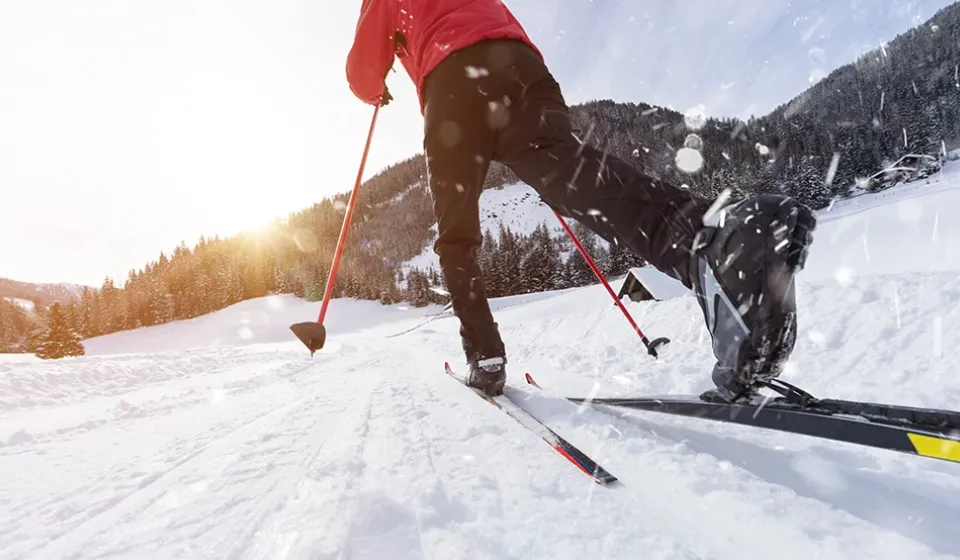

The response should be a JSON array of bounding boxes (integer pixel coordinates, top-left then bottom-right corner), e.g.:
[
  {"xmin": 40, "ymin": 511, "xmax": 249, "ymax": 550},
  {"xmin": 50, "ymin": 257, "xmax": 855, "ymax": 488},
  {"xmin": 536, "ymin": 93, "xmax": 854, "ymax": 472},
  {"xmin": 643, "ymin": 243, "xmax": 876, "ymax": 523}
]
[{"xmin": 207, "ymin": 200, "xmax": 285, "ymax": 242}]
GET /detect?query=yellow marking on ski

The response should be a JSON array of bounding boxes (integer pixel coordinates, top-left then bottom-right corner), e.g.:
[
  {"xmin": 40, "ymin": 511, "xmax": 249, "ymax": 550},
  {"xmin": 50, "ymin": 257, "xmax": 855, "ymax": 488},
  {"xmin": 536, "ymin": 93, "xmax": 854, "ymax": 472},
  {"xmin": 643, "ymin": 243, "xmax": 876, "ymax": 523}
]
[{"xmin": 908, "ymin": 433, "xmax": 960, "ymax": 463}]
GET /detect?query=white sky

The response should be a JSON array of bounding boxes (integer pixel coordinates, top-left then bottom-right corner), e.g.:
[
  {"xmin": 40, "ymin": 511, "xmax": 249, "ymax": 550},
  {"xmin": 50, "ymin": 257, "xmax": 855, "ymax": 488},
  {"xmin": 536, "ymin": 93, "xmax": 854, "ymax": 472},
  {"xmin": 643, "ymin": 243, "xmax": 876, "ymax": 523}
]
[{"xmin": 1, "ymin": 0, "xmax": 951, "ymax": 286}]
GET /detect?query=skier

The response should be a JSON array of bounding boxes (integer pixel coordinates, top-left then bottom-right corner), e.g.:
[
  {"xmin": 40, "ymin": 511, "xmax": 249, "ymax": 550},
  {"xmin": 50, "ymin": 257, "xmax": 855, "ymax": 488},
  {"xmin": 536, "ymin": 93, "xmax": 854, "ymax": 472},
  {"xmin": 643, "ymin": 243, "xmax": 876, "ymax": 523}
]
[{"xmin": 346, "ymin": 0, "xmax": 817, "ymax": 402}]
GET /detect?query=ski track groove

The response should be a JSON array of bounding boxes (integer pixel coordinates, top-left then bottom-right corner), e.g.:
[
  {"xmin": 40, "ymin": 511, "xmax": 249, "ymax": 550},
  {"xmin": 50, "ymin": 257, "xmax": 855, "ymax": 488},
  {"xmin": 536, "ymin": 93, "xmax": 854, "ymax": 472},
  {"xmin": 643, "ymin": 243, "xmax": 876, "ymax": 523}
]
[
  {"xmin": 274, "ymin": 371, "xmax": 379, "ymax": 560},
  {"xmin": 29, "ymin": 383, "xmax": 321, "ymax": 559},
  {"xmin": 222, "ymin": 379, "xmax": 352, "ymax": 560},
  {"xmin": 339, "ymin": 367, "xmax": 516, "ymax": 560},
  {"xmin": 6, "ymin": 353, "xmax": 365, "ymax": 559},
  {"xmin": 0, "ymin": 356, "xmax": 323, "ymax": 451}
]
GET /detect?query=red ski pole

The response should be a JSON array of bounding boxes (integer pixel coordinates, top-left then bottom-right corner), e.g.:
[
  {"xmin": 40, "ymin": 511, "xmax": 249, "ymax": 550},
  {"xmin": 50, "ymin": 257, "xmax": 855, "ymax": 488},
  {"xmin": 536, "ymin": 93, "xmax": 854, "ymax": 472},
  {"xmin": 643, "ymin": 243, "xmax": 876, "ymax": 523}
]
[
  {"xmin": 553, "ymin": 211, "xmax": 669, "ymax": 358},
  {"xmin": 290, "ymin": 104, "xmax": 381, "ymax": 354}
]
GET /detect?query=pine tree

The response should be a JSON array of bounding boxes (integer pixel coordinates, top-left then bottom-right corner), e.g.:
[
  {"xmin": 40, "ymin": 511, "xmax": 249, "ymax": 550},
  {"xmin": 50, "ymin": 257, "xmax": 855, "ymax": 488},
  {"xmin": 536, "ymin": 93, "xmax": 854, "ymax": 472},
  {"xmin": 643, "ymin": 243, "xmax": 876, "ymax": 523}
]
[
  {"xmin": 477, "ymin": 228, "xmax": 502, "ymax": 297},
  {"xmin": 98, "ymin": 278, "xmax": 118, "ymax": 335},
  {"xmin": 0, "ymin": 298, "xmax": 29, "ymax": 353},
  {"xmin": 566, "ymin": 222, "xmax": 600, "ymax": 287},
  {"xmin": 791, "ymin": 157, "xmax": 834, "ymax": 209},
  {"xmin": 497, "ymin": 224, "xmax": 523, "ymax": 295},
  {"xmin": 406, "ymin": 269, "xmax": 431, "ymax": 307},
  {"xmin": 605, "ymin": 239, "xmax": 639, "ymax": 278},
  {"xmin": 520, "ymin": 224, "xmax": 561, "ymax": 293},
  {"xmin": 36, "ymin": 302, "xmax": 85, "ymax": 359}
]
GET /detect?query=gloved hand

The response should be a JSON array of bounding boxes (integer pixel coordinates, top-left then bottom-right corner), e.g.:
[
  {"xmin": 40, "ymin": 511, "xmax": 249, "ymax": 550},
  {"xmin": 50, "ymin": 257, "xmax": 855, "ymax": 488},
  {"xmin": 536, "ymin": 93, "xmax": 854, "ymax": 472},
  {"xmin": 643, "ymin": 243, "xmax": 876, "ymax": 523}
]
[{"xmin": 380, "ymin": 84, "xmax": 393, "ymax": 107}]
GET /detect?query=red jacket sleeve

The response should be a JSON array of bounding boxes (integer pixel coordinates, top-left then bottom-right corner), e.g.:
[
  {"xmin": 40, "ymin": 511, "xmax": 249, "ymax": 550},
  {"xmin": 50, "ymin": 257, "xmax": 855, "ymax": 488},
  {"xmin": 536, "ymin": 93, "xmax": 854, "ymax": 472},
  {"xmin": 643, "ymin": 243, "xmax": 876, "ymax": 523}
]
[{"xmin": 346, "ymin": 0, "xmax": 396, "ymax": 105}]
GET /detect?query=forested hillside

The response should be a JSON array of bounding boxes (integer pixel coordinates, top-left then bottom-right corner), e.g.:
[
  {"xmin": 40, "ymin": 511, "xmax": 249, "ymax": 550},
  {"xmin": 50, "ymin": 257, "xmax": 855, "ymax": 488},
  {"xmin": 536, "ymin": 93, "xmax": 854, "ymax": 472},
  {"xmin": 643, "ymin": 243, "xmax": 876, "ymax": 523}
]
[{"xmin": 6, "ymin": 3, "xmax": 960, "ymax": 355}]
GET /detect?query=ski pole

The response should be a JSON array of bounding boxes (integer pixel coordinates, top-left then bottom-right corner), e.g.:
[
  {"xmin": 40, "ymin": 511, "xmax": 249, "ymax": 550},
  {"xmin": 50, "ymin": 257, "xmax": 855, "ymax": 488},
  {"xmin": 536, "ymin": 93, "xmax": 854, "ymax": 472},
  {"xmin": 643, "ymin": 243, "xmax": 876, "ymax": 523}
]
[
  {"xmin": 290, "ymin": 103, "xmax": 381, "ymax": 354},
  {"xmin": 552, "ymin": 211, "xmax": 669, "ymax": 358}
]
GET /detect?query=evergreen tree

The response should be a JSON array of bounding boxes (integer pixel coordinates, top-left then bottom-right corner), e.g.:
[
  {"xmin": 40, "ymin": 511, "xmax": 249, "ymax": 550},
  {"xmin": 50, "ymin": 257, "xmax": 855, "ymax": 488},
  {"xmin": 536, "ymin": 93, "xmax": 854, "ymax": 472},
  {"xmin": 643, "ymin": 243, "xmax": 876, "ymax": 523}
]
[
  {"xmin": 520, "ymin": 224, "xmax": 562, "ymax": 293},
  {"xmin": 791, "ymin": 157, "xmax": 834, "ymax": 209},
  {"xmin": 0, "ymin": 298, "xmax": 32, "ymax": 353},
  {"xmin": 497, "ymin": 224, "xmax": 523, "ymax": 295},
  {"xmin": 566, "ymin": 222, "xmax": 601, "ymax": 287},
  {"xmin": 36, "ymin": 302, "xmax": 85, "ymax": 359}
]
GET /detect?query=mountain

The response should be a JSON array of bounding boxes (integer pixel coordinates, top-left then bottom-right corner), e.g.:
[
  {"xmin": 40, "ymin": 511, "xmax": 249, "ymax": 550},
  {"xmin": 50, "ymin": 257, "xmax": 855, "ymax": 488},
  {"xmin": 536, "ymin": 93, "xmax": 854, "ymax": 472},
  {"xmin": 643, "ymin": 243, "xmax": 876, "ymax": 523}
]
[
  {"xmin": 507, "ymin": 0, "xmax": 958, "ymax": 121},
  {"xmin": 0, "ymin": 278, "xmax": 84, "ymax": 308},
  {"xmin": 2, "ymin": 157, "xmax": 959, "ymax": 557}
]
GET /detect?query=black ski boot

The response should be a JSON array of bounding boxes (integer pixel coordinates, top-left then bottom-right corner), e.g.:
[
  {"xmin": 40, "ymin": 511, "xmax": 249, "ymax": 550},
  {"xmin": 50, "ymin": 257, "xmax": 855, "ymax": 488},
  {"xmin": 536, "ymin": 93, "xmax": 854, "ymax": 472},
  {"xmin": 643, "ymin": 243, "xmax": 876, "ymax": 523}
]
[
  {"xmin": 467, "ymin": 356, "xmax": 507, "ymax": 397},
  {"xmin": 691, "ymin": 193, "xmax": 817, "ymax": 403}
]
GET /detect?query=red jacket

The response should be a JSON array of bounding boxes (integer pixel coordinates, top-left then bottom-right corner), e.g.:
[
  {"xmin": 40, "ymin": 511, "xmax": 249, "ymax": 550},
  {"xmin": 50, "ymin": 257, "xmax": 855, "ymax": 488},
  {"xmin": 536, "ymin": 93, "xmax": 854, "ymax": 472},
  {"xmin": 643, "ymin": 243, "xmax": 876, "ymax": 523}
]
[{"xmin": 346, "ymin": 0, "xmax": 541, "ymax": 112}]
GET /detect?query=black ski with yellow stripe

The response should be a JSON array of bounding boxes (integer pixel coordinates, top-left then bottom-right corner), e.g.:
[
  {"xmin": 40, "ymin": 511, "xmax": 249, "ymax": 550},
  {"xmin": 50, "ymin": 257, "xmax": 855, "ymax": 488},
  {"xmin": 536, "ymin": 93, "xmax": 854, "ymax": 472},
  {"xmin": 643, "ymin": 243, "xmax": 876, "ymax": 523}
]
[{"xmin": 526, "ymin": 374, "xmax": 960, "ymax": 465}]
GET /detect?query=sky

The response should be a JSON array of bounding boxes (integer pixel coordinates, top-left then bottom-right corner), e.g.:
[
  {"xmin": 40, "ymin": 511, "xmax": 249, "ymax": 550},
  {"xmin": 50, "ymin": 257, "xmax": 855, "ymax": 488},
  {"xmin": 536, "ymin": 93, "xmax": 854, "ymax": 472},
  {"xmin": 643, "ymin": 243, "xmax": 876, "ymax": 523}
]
[{"xmin": 1, "ymin": 0, "xmax": 954, "ymax": 286}]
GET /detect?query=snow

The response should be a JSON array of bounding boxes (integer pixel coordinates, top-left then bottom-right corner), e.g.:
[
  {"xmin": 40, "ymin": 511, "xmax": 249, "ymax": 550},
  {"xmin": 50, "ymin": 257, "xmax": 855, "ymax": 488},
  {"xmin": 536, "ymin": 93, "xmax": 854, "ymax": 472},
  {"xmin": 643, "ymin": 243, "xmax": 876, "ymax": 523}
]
[
  {"xmin": 478, "ymin": 183, "xmax": 562, "ymax": 237},
  {"xmin": 81, "ymin": 295, "xmax": 446, "ymax": 356},
  {"xmin": 622, "ymin": 266, "xmax": 689, "ymax": 301},
  {"xmin": 2, "ymin": 298, "xmax": 35, "ymax": 311},
  {"xmin": 402, "ymin": 183, "xmax": 563, "ymax": 274},
  {"xmin": 4, "ymin": 165, "xmax": 960, "ymax": 558},
  {"xmin": 402, "ymin": 224, "xmax": 440, "ymax": 275}
]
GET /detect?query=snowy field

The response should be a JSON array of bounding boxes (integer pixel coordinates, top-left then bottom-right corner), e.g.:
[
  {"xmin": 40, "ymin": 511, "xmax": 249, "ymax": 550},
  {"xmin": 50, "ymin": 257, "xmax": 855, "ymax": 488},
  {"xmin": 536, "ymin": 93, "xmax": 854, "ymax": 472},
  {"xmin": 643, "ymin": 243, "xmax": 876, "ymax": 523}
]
[{"xmin": 3, "ymin": 166, "xmax": 960, "ymax": 558}]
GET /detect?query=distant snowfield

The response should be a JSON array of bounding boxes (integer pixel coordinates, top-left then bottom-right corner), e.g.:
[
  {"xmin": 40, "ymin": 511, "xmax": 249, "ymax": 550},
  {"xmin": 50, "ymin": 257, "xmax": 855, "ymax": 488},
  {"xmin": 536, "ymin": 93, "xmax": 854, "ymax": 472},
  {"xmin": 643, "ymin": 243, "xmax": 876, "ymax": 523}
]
[{"xmin": 3, "ymin": 167, "xmax": 960, "ymax": 558}]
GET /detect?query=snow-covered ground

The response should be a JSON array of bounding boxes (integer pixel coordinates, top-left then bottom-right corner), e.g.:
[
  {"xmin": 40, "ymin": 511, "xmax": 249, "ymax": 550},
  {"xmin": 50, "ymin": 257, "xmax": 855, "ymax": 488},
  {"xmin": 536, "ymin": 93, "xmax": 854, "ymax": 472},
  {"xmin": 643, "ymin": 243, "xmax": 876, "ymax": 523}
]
[{"xmin": 3, "ymin": 166, "xmax": 960, "ymax": 558}]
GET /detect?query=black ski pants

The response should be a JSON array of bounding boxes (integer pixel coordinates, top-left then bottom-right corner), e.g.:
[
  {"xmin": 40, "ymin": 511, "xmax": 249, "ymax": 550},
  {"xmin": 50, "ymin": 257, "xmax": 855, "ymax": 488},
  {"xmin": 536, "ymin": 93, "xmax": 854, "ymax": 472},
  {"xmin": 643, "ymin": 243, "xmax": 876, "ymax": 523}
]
[{"xmin": 422, "ymin": 39, "xmax": 711, "ymax": 365}]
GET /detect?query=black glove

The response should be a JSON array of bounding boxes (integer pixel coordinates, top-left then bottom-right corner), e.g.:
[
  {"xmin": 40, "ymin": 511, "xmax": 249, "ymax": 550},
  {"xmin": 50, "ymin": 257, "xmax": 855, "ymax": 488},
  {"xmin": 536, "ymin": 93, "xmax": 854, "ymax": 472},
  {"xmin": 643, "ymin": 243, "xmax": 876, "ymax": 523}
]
[{"xmin": 380, "ymin": 84, "xmax": 393, "ymax": 107}]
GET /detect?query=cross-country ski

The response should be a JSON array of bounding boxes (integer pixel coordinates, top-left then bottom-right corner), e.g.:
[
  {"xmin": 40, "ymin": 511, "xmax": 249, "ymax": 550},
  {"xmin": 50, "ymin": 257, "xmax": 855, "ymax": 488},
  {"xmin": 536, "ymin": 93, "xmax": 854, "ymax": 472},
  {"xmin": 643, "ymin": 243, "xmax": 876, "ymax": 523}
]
[
  {"xmin": 445, "ymin": 362, "xmax": 619, "ymax": 486},
  {"xmin": 524, "ymin": 373, "xmax": 960, "ymax": 465}
]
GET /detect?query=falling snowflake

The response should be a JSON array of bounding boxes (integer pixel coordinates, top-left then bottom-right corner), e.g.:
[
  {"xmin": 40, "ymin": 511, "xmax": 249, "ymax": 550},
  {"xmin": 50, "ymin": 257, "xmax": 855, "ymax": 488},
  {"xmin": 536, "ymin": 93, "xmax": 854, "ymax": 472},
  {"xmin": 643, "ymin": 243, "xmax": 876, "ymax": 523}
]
[
  {"xmin": 834, "ymin": 266, "xmax": 856, "ymax": 286},
  {"xmin": 465, "ymin": 66, "xmax": 489, "ymax": 79},
  {"xmin": 683, "ymin": 133, "xmax": 703, "ymax": 151},
  {"xmin": 676, "ymin": 147, "xmax": 704, "ymax": 173},
  {"xmin": 684, "ymin": 105, "xmax": 707, "ymax": 131}
]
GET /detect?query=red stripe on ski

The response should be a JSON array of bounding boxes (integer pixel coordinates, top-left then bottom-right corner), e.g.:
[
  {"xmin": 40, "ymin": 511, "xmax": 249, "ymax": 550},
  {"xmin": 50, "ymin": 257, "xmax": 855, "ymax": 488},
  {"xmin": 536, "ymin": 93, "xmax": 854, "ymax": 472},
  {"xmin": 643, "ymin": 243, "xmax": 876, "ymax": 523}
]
[
  {"xmin": 444, "ymin": 362, "xmax": 618, "ymax": 486},
  {"xmin": 552, "ymin": 444, "xmax": 601, "ymax": 480}
]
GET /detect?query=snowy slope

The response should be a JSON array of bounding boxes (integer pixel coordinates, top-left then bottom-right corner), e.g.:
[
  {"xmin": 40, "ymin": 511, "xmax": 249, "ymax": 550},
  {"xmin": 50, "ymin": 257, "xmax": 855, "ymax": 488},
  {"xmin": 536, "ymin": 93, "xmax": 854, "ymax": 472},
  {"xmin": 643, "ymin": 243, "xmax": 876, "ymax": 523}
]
[
  {"xmin": 3, "ymin": 167, "xmax": 960, "ymax": 558},
  {"xmin": 402, "ymin": 183, "xmax": 565, "ymax": 275},
  {"xmin": 477, "ymin": 183, "xmax": 564, "ymax": 237},
  {"xmin": 0, "ymin": 279, "xmax": 84, "ymax": 307}
]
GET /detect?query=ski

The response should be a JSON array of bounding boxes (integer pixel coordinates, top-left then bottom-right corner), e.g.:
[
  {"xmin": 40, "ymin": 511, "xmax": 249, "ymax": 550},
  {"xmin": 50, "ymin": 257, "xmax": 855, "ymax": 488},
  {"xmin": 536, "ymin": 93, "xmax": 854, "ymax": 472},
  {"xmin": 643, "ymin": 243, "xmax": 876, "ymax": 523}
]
[
  {"xmin": 444, "ymin": 362, "xmax": 619, "ymax": 486},
  {"xmin": 524, "ymin": 373, "xmax": 960, "ymax": 466}
]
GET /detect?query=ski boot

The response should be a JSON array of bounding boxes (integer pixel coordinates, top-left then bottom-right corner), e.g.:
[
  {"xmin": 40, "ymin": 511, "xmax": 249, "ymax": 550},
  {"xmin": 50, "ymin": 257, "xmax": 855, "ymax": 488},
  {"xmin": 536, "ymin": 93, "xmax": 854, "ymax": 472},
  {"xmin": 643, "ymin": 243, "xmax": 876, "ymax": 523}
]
[
  {"xmin": 467, "ymin": 356, "xmax": 507, "ymax": 397},
  {"xmin": 691, "ymin": 193, "xmax": 817, "ymax": 403}
]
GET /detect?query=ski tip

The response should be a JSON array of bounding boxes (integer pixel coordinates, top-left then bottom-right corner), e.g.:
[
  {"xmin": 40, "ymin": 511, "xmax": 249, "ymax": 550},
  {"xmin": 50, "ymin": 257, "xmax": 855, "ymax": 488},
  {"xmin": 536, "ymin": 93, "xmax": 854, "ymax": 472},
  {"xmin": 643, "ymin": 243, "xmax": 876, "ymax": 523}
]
[{"xmin": 525, "ymin": 372, "xmax": 541, "ymax": 388}]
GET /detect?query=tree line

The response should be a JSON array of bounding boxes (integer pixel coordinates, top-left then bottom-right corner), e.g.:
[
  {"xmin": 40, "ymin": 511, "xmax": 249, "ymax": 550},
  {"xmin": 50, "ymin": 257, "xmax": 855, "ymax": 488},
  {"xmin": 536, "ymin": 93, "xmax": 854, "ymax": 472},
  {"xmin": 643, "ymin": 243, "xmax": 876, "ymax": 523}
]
[{"xmin": 402, "ymin": 221, "xmax": 645, "ymax": 307}]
